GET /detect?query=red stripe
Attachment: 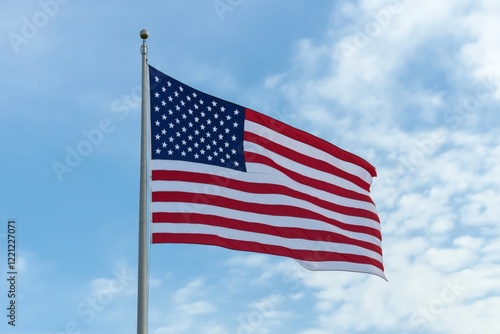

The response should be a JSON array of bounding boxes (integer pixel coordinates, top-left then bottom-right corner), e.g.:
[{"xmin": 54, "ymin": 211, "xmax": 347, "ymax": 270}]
[
  {"xmin": 152, "ymin": 170, "xmax": 379, "ymax": 222},
  {"xmin": 245, "ymin": 108, "xmax": 377, "ymax": 177},
  {"xmin": 245, "ymin": 132, "xmax": 370, "ymax": 192},
  {"xmin": 245, "ymin": 152, "xmax": 375, "ymax": 205},
  {"xmin": 152, "ymin": 212, "xmax": 381, "ymax": 255},
  {"xmin": 152, "ymin": 191, "xmax": 381, "ymax": 240},
  {"xmin": 152, "ymin": 233, "xmax": 384, "ymax": 271}
]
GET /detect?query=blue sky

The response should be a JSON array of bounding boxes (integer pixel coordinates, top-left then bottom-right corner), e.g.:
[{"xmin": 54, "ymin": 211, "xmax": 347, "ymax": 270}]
[{"xmin": 1, "ymin": 0, "xmax": 499, "ymax": 333}]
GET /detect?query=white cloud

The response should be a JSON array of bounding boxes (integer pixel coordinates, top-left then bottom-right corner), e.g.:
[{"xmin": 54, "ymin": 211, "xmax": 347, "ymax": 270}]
[
  {"xmin": 226, "ymin": 253, "xmax": 271, "ymax": 268},
  {"xmin": 172, "ymin": 278, "xmax": 206, "ymax": 304},
  {"xmin": 175, "ymin": 300, "xmax": 216, "ymax": 315},
  {"xmin": 151, "ymin": 278, "xmax": 222, "ymax": 334},
  {"xmin": 458, "ymin": 1, "xmax": 500, "ymax": 97}
]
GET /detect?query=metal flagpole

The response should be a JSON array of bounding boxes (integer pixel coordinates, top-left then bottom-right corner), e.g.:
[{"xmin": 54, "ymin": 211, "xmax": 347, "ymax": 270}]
[{"xmin": 137, "ymin": 28, "xmax": 150, "ymax": 334}]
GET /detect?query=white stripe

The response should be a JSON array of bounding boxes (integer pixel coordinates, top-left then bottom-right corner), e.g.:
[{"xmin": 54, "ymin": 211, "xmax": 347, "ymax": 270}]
[
  {"xmin": 245, "ymin": 119, "xmax": 373, "ymax": 185},
  {"xmin": 296, "ymin": 260, "xmax": 386, "ymax": 280},
  {"xmin": 151, "ymin": 180, "xmax": 379, "ymax": 230},
  {"xmin": 151, "ymin": 160, "xmax": 377, "ymax": 213},
  {"xmin": 151, "ymin": 202, "xmax": 381, "ymax": 246},
  {"xmin": 151, "ymin": 223, "xmax": 383, "ymax": 262},
  {"xmin": 245, "ymin": 141, "xmax": 369, "ymax": 196}
]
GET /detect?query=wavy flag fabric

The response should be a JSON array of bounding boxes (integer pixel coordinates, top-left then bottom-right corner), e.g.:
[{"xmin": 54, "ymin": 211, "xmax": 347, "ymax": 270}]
[{"xmin": 148, "ymin": 65, "xmax": 385, "ymax": 279}]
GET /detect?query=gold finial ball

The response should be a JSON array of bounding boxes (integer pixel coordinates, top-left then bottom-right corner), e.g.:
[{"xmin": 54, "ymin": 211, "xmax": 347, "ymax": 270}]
[{"xmin": 140, "ymin": 29, "xmax": 149, "ymax": 40}]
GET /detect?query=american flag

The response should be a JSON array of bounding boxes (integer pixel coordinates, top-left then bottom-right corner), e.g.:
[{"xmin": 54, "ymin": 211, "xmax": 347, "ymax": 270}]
[{"xmin": 149, "ymin": 65, "xmax": 385, "ymax": 279}]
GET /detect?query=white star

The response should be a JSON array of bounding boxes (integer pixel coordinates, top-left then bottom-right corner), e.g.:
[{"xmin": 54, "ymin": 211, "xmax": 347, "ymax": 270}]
[
  {"xmin": 226, "ymin": 115, "xmax": 232, "ymax": 120},
  {"xmin": 225, "ymin": 128, "xmax": 230, "ymax": 134},
  {"xmin": 194, "ymin": 153, "xmax": 199, "ymax": 159},
  {"xmin": 234, "ymin": 109, "xmax": 240, "ymax": 115},
  {"xmin": 168, "ymin": 96, "xmax": 173, "ymax": 102},
  {"xmin": 161, "ymin": 87, "xmax": 166, "ymax": 92},
  {"xmin": 224, "ymin": 142, "xmax": 229, "ymax": 147},
  {"xmin": 220, "ymin": 106, "xmax": 225, "ymax": 112},
  {"xmin": 168, "ymin": 149, "xmax": 173, "ymax": 155},
  {"xmin": 162, "ymin": 142, "xmax": 167, "ymax": 148},
  {"xmin": 207, "ymin": 119, "xmax": 212, "ymax": 125},
  {"xmin": 181, "ymin": 127, "xmax": 187, "ymax": 133},
  {"xmin": 212, "ymin": 101, "xmax": 217, "ymax": 106},
  {"xmin": 192, "ymin": 92, "xmax": 197, "ymax": 98},
  {"xmin": 200, "ymin": 149, "xmax": 205, "ymax": 155},
  {"xmin": 233, "ymin": 122, "xmax": 238, "ymax": 127},
  {"xmin": 155, "ymin": 134, "xmax": 160, "ymax": 140},
  {"xmin": 174, "ymin": 91, "xmax": 179, "ymax": 97},
  {"xmin": 154, "ymin": 92, "xmax": 160, "ymax": 98},
  {"xmin": 207, "ymin": 156, "xmax": 213, "ymax": 161},
  {"xmin": 162, "ymin": 115, "xmax": 167, "ymax": 120},
  {"xmin": 155, "ymin": 148, "xmax": 161, "ymax": 154},
  {"xmin": 155, "ymin": 121, "xmax": 160, "ymax": 126},
  {"xmin": 220, "ymin": 158, "xmax": 225, "ymax": 163},
  {"xmin": 161, "ymin": 100, "xmax": 166, "ymax": 106},
  {"xmin": 179, "ymin": 86, "xmax": 184, "ymax": 92},
  {"xmin": 175, "ymin": 144, "xmax": 180, "ymax": 150},
  {"xmin": 154, "ymin": 106, "xmax": 160, "ymax": 112},
  {"xmin": 231, "ymin": 149, "xmax": 236, "ymax": 154},
  {"xmin": 167, "ymin": 81, "xmax": 171, "ymax": 87},
  {"xmin": 181, "ymin": 151, "xmax": 186, "ymax": 156},
  {"xmin": 218, "ymin": 134, "xmax": 223, "ymax": 140},
  {"xmin": 169, "ymin": 137, "xmax": 174, "ymax": 142},
  {"xmin": 154, "ymin": 76, "xmax": 159, "ymax": 82},
  {"xmin": 214, "ymin": 113, "xmax": 219, "ymax": 119},
  {"xmin": 169, "ymin": 123, "xmax": 174, "ymax": 128},
  {"xmin": 199, "ymin": 99, "xmax": 204, "ymax": 105},
  {"xmin": 234, "ymin": 161, "xmax": 239, "ymax": 167},
  {"xmin": 176, "ymin": 132, "xmax": 181, "ymax": 137},
  {"xmin": 194, "ymin": 143, "xmax": 199, "ymax": 148},
  {"xmin": 231, "ymin": 135, "xmax": 236, "ymax": 141},
  {"xmin": 161, "ymin": 129, "xmax": 166, "ymax": 135}
]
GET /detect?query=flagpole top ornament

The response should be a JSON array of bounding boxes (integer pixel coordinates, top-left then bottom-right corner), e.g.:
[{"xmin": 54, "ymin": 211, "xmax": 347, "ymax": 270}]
[{"xmin": 140, "ymin": 29, "xmax": 149, "ymax": 40}]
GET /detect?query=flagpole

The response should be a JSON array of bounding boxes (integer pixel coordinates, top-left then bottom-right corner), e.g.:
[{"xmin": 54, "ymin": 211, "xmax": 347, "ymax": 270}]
[{"xmin": 137, "ymin": 29, "xmax": 150, "ymax": 334}]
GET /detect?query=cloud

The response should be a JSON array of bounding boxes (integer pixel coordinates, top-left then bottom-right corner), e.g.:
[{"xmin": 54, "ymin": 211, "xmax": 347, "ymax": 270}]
[{"xmin": 151, "ymin": 278, "xmax": 221, "ymax": 334}]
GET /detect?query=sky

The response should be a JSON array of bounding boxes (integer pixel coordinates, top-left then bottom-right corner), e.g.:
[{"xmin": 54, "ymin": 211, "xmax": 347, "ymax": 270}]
[{"xmin": 0, "ymin": 0, "xmax": 499, "ymax": 333}]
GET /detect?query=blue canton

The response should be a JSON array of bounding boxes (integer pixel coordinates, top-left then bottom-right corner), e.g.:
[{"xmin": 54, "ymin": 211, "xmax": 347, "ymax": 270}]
[{"xmin": 149, "ymin": 66, "xmax": 246, "ymax": 172}]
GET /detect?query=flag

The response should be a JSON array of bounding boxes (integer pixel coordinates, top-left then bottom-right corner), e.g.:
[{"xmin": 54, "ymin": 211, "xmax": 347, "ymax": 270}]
[{"xmin": 149, "ymin": 65, "xmax": 385, "ymax": 279}]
